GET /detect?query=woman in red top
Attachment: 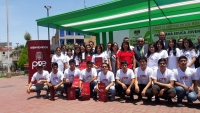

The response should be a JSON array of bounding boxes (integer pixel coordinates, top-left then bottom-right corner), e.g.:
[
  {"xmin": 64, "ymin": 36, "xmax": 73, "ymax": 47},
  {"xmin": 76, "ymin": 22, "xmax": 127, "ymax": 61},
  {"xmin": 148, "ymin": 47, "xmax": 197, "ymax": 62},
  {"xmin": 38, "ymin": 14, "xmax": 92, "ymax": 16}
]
[{"xmin": 117, "ymin": 41, "xmax": 136, "ymax": 70}]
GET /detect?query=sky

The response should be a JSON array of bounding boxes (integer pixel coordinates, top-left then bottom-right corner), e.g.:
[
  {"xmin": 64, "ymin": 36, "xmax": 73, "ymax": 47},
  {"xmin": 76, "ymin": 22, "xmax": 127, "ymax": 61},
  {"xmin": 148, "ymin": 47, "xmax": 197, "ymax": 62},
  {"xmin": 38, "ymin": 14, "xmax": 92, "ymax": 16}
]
[{"xmin": 0, "ymin": 0, "xmax": 111, "ymax": 48}]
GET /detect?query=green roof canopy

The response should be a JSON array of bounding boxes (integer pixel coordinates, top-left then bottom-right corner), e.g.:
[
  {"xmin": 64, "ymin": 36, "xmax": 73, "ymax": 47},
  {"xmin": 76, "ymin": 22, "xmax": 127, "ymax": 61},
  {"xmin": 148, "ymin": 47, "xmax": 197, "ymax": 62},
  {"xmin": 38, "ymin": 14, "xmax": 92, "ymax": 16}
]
[{"xmin": 36, "ymin": 0, "xmax": 200, "ymax": 35}]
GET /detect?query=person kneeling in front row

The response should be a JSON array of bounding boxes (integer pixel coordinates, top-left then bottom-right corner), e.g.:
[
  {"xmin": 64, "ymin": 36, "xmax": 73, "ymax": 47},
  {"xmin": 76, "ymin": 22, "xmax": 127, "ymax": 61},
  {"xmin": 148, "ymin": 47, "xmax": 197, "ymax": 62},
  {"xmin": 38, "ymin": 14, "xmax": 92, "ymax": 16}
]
[
  {"xmin": 115, "ymin": 60, "xmax": 135, "ymax": 101},
  {"xmin": 93, "ymin": 63, "xmax": 116, "ymax": 101},
  {"xmin": 80, "ymin": 61, "xmax": 97, "ymax": 96},
  {"xmin": 151, "ymin": 58, "xmax": 176, "ymax": 103},
  {"xmin": 27, "ymin": 64, "xmax": 49, "ymax": 98},
  {"xmin": 134, "ymin": 57, "xmax": 153, "ymax": 101},
  {"xmin": 47, "ymin": 62, "xmax": 64, "ymax": 97}
]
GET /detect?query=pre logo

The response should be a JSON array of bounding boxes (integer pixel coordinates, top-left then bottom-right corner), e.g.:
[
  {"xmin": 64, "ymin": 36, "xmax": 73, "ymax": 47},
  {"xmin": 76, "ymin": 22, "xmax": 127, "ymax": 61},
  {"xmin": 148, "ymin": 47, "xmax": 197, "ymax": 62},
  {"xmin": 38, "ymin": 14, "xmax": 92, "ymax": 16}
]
[{"xmin": 32, "ymin": 61, "xmax": 47, "ymax": 69}]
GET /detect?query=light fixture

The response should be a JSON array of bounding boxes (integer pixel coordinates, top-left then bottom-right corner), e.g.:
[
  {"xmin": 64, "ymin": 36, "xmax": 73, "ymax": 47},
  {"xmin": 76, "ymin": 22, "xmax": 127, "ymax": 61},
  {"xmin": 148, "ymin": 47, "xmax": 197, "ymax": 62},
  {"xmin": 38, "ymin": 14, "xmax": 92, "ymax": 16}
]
[
  {"xmin": 62, "ymin": 0, "xmax": 200, "ymax": 27},
  {"xmin": 82, "ymin": 11, "xmax": 200, "ymax": 31}
]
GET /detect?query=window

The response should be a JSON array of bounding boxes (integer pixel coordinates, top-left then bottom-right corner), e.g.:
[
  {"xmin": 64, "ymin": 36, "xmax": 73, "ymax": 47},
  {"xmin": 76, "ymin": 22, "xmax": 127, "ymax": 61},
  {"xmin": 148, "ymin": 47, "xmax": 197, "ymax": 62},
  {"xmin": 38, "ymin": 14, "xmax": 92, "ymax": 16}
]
[
  {"xmin": 60, "ymin": 39, "xmax": 65, "ymax": 45},
  {"xmin": 60, "ymin": 30, "xmax": 64, "ymax": 37},
  {"xmin": 66, "ymin": 31, "xmax": 74, "ymax": 36},
  {"xmin": 75, "ymin": 39, "xmax": 84, "ymax": 45},
  {"xmin": 66, "ymin": 39, "xmax": 74, "ymax": 45},
  {"xmin": 75, "ymin": 32, "xmax": 84, "ymax": 36}
]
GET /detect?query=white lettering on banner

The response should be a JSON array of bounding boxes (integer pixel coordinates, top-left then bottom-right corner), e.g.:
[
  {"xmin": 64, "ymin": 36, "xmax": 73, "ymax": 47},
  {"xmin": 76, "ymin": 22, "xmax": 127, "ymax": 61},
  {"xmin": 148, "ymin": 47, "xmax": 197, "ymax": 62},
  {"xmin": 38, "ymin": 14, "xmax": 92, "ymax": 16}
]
[
  {"xmin": 30, "ymin": 46, "xmax": 48, "ymax": 49},
  {"xmin": 32, "ymin": 61, "xmax": 47, "ymax": 69}
]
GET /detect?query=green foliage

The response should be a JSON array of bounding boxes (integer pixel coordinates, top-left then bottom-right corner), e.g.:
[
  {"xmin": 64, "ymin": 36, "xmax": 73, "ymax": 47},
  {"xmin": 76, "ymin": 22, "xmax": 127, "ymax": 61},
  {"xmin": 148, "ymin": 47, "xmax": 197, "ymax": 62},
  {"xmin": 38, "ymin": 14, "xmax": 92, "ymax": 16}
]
[
  {"xmin": 24, "ymin": 32, "xmax": 31, "ymax": 41},
  {"xmin": 65, "ymin": 43, "xmax": 74, "ymax": 49},
  {"xmin": 17, "ymin": 46, "xmax": 28, "ymax": 69}
]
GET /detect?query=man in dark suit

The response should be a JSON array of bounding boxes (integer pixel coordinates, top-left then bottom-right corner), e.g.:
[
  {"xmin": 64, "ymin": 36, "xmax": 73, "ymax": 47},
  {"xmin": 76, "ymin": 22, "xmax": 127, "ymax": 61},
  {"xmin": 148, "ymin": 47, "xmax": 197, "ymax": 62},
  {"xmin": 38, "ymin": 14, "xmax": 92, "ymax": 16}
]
[
  {"xmin": 159, "ymin": 31, "xmax": 169, "ymax": 50},
  {"xmin": 133, "ymin": 37, "xmax": 148, "ymax": 67},
  {"xmin": 195, "ymin": 37, "xmax": 200, "ymax": 68}
]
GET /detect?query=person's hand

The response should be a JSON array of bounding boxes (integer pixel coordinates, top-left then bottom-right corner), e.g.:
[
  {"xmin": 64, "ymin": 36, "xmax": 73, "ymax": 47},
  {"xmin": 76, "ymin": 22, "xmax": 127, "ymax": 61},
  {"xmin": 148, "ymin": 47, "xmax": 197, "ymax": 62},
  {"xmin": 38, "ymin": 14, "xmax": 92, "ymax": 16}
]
[
  {"xmin": 132, "ymin": 67, "xmax": 135, "ymax": 71},
  {"xmin": 189, "ymin": 86, "xmax": 194, "ymax": 92},
  {"xmin": 122, "ymin": 84, "xmax": 127, "ymax": 90},
  {"xmin": 66, "ymin": 79, "xmax": 70, "ymax": 84},
  {"xmin": 27, "ymin": 88, "xmax": 30, "ymax": 94},
  {"xmin": 141, "ymin": 89, "xmax": 146, "ymax": 97},
  {"xmin": 183, "ymin": 85, "xmax": 189, "ymax": 92},
  {"xmin": 109, "ymin": 67, "xmax": 112, "ymax": 71},
  {"xmin": 79, "ymin": 85, "xmax": 82, "ymax": 90},
  {"xmin": 126, "ymin": 88, "xmax": 131, "ymax": 95},
  {"xmin": 54, "ymin": 85, "xmax": 58, "ymax": 90},
  {"xmin": 135, "ymin": 85, "xmax": 140, "ymax": 93},
  {"xmin": 96, "ymin": 86, "xmax": 100, "ymax": 93},
  {"xmin": 105, "ymin": 86, "xmax": 109, "ymax": 92},
  {"xmin": 159, "ymin": 89, "xmax": 165, "ymax": 96},
  {"xmin": 37, "ymin": 80, "xmax": 42, "ymax": 84},
  {"xmin": 95, "ymin": 66, "xmax": 99, "ymax": 69},
  {"xmin": 198, "ymin": 92, "xmax": 200, "ymax": 99},
  {"xmin": 166, "ymin": 84, "xmax": 173, "ymax": 89}
]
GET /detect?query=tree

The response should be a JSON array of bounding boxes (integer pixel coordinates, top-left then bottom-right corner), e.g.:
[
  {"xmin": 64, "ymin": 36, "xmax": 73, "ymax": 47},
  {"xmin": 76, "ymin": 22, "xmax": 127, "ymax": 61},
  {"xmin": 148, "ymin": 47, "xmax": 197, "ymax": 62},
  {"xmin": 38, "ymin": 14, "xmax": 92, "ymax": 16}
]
[
  {"xmin": 17, "ymin": 46, "xmax": 28, "ymax": 69},
  {"xmin": 24, "ymin": 32, "xmax": 31, "ymax": 43}
]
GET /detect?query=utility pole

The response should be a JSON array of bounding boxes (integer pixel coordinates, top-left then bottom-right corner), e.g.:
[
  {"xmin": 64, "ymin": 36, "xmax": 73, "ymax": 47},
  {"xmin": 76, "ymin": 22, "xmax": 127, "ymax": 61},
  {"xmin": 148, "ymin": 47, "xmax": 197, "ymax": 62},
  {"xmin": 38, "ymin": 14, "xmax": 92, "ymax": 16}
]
[{"xmin": 44, "ymin": 6, "xmax": 51, "ymax": 40}]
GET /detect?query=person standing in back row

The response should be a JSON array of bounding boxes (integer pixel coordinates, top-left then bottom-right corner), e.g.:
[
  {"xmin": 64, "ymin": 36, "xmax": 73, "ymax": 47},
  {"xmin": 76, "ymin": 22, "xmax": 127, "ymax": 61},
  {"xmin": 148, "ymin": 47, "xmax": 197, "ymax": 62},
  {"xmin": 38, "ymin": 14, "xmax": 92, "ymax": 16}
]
[{"xmin": 158, "ymin": 31, "xmax": 169, "ymax": 50}]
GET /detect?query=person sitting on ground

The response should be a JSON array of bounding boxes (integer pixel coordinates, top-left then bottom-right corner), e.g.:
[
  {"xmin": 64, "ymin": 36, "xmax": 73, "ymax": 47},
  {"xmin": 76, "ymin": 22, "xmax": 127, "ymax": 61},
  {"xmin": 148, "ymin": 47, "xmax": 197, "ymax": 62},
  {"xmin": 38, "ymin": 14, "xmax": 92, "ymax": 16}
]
[
  {"xmin": 174, "ymin": 56, "xmax": 198, "ymax": 107},
  {"xmin": 115, "ymin": 60, "xmax": 135, "ymax": 101},
  {"xmin": 64, "ymin": 59, "xmax": 81, "ymax": 98},
  {"xmin": 47, "ymin": 62, "xmax": 64, "ymax": 97},
  {"xmin": 93, "ymin": 63, "xmax": 116, "ymax": 101},
  {"xmin": 80, "ymin": 61, "xmax": 97, "ymax": 96},
  {"xmin": 134, "ymin": 57, "xmax": 153, "ymax": 101},
  {"xmin": 151, "ymin": 58, "xmax": 176, "ymax": 104},
  {"xmin": 27, "ymin": 64, "xmax": 49, "ymax": 98}
]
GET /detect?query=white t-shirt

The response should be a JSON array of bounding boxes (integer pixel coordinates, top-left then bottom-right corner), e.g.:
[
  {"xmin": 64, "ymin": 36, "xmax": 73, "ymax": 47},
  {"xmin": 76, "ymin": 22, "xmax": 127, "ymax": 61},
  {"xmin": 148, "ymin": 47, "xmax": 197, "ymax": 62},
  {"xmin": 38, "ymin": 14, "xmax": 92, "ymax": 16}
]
[
  {"xmin": 31, "ymin": 70, "xmax": 49, "ymax": 83},
  {"xmin": 151, "ymin": 68, "xmax": 175, "ymax": 84},
  {"xmin": 116, "ymin": 69, "xmax": 135, "ymax": 85},
  {"xmin": 51, "ymin": 54, "xmax": 66, "ymax": 72},
  {"xmin": 74, "ymin": 55, "xmax": 81, "ymax": 66},
  {"xmin": 147, "ymin": 52, "xmax": 160, "ymax": 70},
  {"xmin": 48, "ymin": 71, "xmax": 64, "ymax": 86},
  {"xmin": 64, "ymin": 68, "xmax": 81, "ymax": 83},
  {"xmin": 97, "ymin": 71, "xmax": 115, "ymax": 86},
  {"xmin": 135, "ymin": 67, "xmax": 153, "ymax": 85},
  {"xmin": 91, "ymin": 53, "xmax": 107, "ymax": 70},
  {"xmin": 180, "ymin": 49, "xmax": 198, "ymax": 68},
  {"xmin": 167, "ymin": 48, "xmax": 181, "ymax": 70},
  {"xmin": 82, "ymin": 52, "xmax": 85, "ymax": 60},
  {"xmin": 80, "ymin": 68, "xmax": 97, "ymax": 82},
  {"xmin": 158, "ymin": 49, "xmax": 168, "ymax": 59},
  {"xmin": 195, "ymin": 67, "xmax": 200, "ymax": 86},
  {"xmin": 174, "ymin": 67, "xmax": 196, "ymax": 88},
  {"xmin": 65, "ymin": 55, "xmax": 73, "ymax": 68}
]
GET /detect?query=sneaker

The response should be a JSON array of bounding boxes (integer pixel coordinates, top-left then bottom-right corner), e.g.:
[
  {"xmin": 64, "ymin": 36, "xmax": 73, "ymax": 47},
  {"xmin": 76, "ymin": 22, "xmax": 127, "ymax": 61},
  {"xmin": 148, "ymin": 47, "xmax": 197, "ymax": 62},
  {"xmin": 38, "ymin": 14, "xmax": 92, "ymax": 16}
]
[
  {"xmin": 93, "ymin": 96, "xmax": 97, "ymax": 101},
  {"xmin": 152, "ymin": 96, "xmax": 155, "ymax": 99},
  {"xmin": 55, "ymin": 91, "xmax": 61, "ymax": 96},
  {"xmin": 36, "ymin": 91, "xmax": 41, "ymax": 98},
  {"xmin": 147, "ymin": 97, "xmax": 152, "ymax": 101},
  {"xmin": 177, "ymin": 103, "xmax": 183, "ymax": 107},
  {"xmin": 138, "ymin": 96, "xmax": 142, "ymax": 100},
  {"xmin": 167, "ymin": 98, "xmax": 173, "ymax": 104},
  {"xmin": 110, "ymin": 96, "xmax": 115, "ymax": 101},
  {"xmin": 188, "ymin": 101, "xmax": 193, "ymax": 105}
]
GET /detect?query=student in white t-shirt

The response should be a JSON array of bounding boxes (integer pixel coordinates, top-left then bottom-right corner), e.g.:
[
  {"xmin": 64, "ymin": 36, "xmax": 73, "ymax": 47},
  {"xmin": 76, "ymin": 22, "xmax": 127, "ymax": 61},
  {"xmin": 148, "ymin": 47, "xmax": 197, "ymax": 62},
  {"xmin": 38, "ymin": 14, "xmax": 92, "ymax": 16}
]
[
  {"xmin": 51, "ymin": 47, "xmax": 67, "ymax": 73},
  {"xmin": 151, "ymin": 58, "xmax": 176, "ymax": 103},
  {"xmin": 92, "ymin": 45, "xmax": 107, "ymax": 73},
  {"xmin": 167, "ymin": 39, "xmax": 180, "ymax": 71},
  {"xmin": 116, "ymin": 60, "xmax": 135, "ymax": 101},
  {"xmin": 80, "ymin": 61, "xmax": 97, "ymax": 95},
  {"xmin": 65, "ymin": 48, "xmax": 73, "ymax": 68},
  {"xmin": 47, "ymin": 62, "xmax": 64, "ymax": 97},
  {"xmin": 93, "ymin": 63, "xmax": 115, "ymax": 101},
  {"xmin": 134, "ymin": 57, "xmax": 153, "ymax": 101},
  {"xmin": 155, "ymin": 40, "xmax": 168, "ymax": 60},
  {"xmin": 64, "ymin": 59, "xmax": 81, "ymax": 98},
  {"xmin": 27, "ymin": 64, "xmax": 49, "ymax": 98},
  {"xmin": 195, "ymin": 67, "xmax": 200, "ymax": 101},
  {"xmin": 180, "ymin": 38, "xmax": 198, "ymax": 69},
  {"xmin": 73, "ymin": 46, "xmax": 82, "ymax": 67},
  {"xmin": 174, "ymin": 56, "xmax": 198, "ymax": 107},
  {"xmin": 147, "ymin": 44, "xmax": 160, "ymax": 70}
]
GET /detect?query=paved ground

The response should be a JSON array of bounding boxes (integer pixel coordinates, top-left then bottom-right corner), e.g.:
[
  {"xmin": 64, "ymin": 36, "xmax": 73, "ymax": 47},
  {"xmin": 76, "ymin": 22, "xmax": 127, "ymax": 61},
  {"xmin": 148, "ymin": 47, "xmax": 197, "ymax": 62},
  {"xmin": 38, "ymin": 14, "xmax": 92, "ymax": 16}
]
[{"xmin": 0, "ymin": 76, "xmax": 199, "ymax": 113}]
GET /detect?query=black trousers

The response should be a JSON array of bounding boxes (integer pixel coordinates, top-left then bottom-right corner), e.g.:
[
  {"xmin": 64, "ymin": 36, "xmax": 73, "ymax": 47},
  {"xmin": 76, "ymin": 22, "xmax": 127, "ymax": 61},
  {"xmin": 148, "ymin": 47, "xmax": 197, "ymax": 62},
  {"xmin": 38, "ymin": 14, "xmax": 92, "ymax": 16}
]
[
  {"xmin": 115, "ymin": 84, "xmax": 134, "ymax": 99},
  {"xmin": 152, "ymin": 85, "xmax": 176, "ymax": 98},
  {"xmin": 135, "ymin": 84, "xmax": 152, "ymax": 98}
]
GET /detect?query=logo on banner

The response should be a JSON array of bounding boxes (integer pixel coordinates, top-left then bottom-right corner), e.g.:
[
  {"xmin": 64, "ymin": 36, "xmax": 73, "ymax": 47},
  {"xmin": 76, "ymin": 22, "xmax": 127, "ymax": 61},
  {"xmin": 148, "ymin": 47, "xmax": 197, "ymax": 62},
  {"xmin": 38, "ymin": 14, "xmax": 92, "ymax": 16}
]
[
  {"xmin": 35, "ymin": 52, "xmax": 43, "ymax": 60},
  {"xmin": 32, "ymin": 51, "xmax": 47, "ymax": 69}
]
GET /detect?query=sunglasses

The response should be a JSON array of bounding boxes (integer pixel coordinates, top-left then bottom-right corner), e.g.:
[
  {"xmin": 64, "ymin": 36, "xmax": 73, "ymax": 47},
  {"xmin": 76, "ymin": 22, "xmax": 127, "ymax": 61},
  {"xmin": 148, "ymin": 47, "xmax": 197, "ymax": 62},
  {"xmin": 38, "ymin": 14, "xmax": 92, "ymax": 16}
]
[{"xmin": 101, "ymin": 66, "xmax": 108, "ymax": 68}]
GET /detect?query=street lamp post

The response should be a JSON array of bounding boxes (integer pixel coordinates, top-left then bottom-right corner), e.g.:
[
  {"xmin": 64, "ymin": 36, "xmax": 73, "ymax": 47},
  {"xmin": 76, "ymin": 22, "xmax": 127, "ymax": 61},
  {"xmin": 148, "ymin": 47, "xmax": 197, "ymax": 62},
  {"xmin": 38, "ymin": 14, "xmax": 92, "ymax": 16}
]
[
  {"xmin": 6, "ymin": 0, "xmax": 11, "ymax": 78},
  {"xmin": 16, "ymin": 43, "xmax": 19, "ymax": 60},
  {"xmin": 44, "ymin": 6, "xmax": 51, "ymax": 40}
]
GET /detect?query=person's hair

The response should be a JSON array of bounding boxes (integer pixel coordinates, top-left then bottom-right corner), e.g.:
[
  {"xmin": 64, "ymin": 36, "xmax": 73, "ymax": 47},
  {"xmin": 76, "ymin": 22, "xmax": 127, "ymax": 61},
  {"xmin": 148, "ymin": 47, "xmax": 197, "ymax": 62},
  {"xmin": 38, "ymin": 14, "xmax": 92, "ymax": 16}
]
[
  {"xmin": 182, "ymin": 38, "xmax": 197, "ymax": 53},
  {"xmin": 86, "ymin": 61, "xmax": 93, "ymax": 65},
  {"xmin": 99, "ymin": 43, "xmax": 105, "ymax": 51},
  {"xmin": 147, "ymin": 43, "xmax": 156, "ymax": 58},
  {"xmin": 52, "ymin": 62, "xmax": 58, "ymax": 67},
  {"xmin": 123, "ymin": 37, "xmax": 129, "ymax": 42},
  {"xmin": 66, "ymin": 48, "xmax": 73, "ymax": 56},
  {"xmin": 155, "ymin": 40, "xmax": 165, "ymax": 52},
  {"xmin": 121, "ymin": 60, "xmax": 128, "ymax": 65},
  {"xmin": 69, "ymin": 59, "xmax": 75, "ymax": 64},
  {"xmin": 177, "ymin": 38, "xmax": 183, "ymax": 48},
  {"xmin": 89, "ymin": 41, "xmax": 94, "ymax": 45},
  {"xmin": 159, "ymin": 31, "xmax": 166, "ymax": 36},
  {"xmin": 80, "ymin": 44, "xmax": 86, "ymax": 53},
  {"xmin": 168, "ymin": 39, "xmax": 177, "ymax": 56},
  {"xmin": 56, "ymin": 47, "xmax": 61, "ymax": 51},
  {"xmin": 73, "ymin": 46, "xmax": 82, "ymax": 62},
  {"xmin": 158, "ymin": 58, "xmax": 167, "ymax": 64},
  {"xmin": 121, "ymin": 41, "xmax": 130, "ymax": 51},
  {"xmin": 111, "ymin": 42, "xmax": 119, "ymax": 52},
  {"xmin": 139, "ymin": 56, "xmax": 147, "ymax": 62},
  {"xmin": 85, "ymin": 44, "xmax": 93, "ymax": 57},
  {"xmin": 102, "ymin": 62, "xmax": 109, "ymax": 67},
  {"xmin": 94, "ymin": 45, "xmax": 103, "ymax": 54},
  {"xmin": 107, "ymin": 42, "xmax": 112, "ymax": 45},
  {"xmin": 61, "ymin": 45, "xmax": 66, "ymax": 49},
  {"xmin": 178, "ymin": 56, "xmax": 188, "ymax": 62},
  {"xmin": 137, "ymin": 37, "xmax": 144, "ymax": 42}
]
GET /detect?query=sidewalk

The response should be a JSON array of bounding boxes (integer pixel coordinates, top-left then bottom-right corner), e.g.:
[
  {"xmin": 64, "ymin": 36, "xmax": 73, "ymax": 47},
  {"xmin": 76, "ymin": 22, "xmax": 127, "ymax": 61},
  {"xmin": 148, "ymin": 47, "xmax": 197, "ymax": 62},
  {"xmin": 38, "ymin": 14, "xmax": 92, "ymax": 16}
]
[{"xmin": 0, "ymin": 76, "xmax": 199, "ymax": 113}]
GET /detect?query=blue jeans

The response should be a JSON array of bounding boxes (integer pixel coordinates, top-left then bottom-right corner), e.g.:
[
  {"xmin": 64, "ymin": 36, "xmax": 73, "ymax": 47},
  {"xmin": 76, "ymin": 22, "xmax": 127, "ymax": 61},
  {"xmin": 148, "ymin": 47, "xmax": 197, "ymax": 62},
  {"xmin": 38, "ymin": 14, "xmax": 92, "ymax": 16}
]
[
  {"xmin": 93, "ymin": 85, "xmax": 116, "ymax": 97},
  {"xmin": 90, "ymin": 80, "xmax": 97, "ymax": 92},
  {"xmin": 175, "ymin": 86, "xmax": 197, "ymax": 102}
]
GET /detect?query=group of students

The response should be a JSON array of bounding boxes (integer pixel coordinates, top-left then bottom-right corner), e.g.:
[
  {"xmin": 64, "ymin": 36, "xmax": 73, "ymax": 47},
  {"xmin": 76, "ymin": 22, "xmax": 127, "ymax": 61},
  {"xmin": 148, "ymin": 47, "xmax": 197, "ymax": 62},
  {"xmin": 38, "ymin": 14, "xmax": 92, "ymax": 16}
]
[{"xmin": 27, "ymin": 31, "xmax": 200, "ymax": 107}]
